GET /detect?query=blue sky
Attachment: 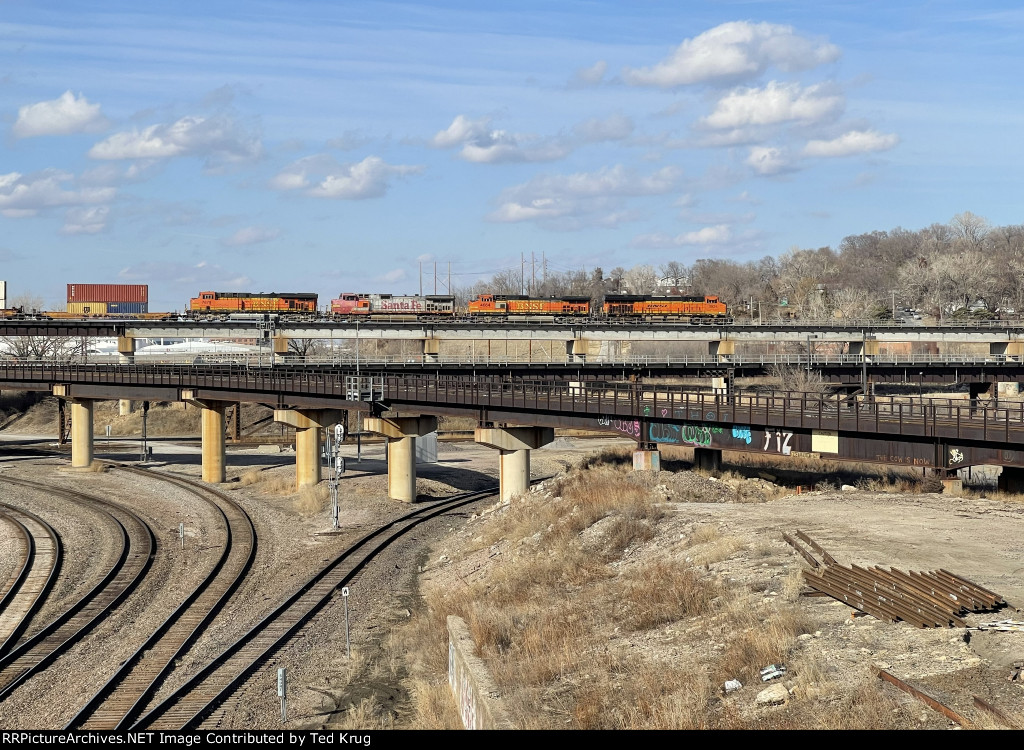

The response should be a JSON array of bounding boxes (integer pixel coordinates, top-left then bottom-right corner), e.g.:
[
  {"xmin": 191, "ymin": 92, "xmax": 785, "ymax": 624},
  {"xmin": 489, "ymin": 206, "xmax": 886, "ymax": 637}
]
[{"xmin": 1, "ymin": 1, "xmax": 1021, "ymax": 311}]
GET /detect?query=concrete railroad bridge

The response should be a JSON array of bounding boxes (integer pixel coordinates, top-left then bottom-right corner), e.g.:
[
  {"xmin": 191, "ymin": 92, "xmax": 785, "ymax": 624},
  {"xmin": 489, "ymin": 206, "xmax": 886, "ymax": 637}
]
[
  {"xmin": 7, "ymin": 318, "xmax": 1024, "ymax": 388},
  {"xmin": 2, "ymin": 362, "xmax": 1024, "ymax": 501}
]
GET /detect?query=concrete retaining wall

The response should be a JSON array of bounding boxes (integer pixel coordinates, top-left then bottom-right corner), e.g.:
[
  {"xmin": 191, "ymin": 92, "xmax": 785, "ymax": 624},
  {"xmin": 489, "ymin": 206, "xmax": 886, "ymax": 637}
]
[{"xmin": 447, "ymin": 615, "xmax": 514, "ymax": 730}]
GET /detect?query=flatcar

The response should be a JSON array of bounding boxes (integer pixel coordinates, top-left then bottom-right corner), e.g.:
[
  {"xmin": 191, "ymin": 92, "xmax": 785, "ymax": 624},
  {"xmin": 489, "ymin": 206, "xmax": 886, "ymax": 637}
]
[
  {"xmin": 467, "ymin": 294, "xmax": 591, "ymax": 317},
  {"xmin": 603, "ymin": 294, "xmax": 728, "ymax": 321},
  {"xmin": 187, "ymin": 291, "xmax": 318, "ymax": 315},
  {"xmin": 330, "ymin": 293, "xmax": 456, "ymax": 317}
]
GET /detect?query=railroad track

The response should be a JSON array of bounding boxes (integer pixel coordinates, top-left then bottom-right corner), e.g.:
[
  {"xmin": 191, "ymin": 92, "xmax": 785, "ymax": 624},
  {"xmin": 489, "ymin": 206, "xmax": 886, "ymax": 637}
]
[
  {"xmin": 66, "ymin": 466, "xmax": 257, "ymax": 731},
  {"xmin": 0, "ymin": 477, "xmax": 154, "ymax": 702},
  {"xmin": 131, "ymin": 485, "xmax": 498, "ymax": 730},
  {"xmin": 0, "ymin": 506, "xmax": 60, "ymax": 658}
]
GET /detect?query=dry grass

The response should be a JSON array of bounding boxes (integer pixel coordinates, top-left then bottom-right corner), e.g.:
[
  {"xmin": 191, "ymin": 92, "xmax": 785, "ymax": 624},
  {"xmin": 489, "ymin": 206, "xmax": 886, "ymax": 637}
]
[
  {"xmin": 400, "ymin": 455, "xmax": 971, "ymax": 729},
  {"xmin": 239, "ymin": 469, "xmax": 263, "ymax": 486},
  {"xmin": 296, "ymin": 484, "xmax": 330, "ymax": 514},
  {"xmin": 617, "ymin": 560, "xmax": 722, "ymax": 630}
]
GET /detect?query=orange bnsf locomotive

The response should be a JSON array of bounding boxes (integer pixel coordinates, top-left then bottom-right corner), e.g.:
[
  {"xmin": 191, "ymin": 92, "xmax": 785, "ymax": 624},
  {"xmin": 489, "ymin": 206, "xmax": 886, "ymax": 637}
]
[
  {"xmin": 603, "ymin": 294, "xmax": 728, "ymax": 321},
  {"xmin": 467, "ymin": 294, "xmax": 591, "ymax": 318},
  {"xmin": 187, "ymin": 291, "xmax": 318, "ymax": 315}
]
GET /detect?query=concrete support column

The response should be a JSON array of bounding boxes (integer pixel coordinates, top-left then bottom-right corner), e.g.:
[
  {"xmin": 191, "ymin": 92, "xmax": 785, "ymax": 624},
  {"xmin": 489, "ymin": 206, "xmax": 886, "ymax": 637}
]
[
  {"xmin": 201, "ymin": 402, "xmax": 227, "ymax": 483},
  {"xmin": 273, "ymin": 334, "xmax": 290, "ymax": 364},
  {"xmin": 182, "ymin": 391, "xmax": 228, "ymax": 483},
  {"xmin": 118, "ymin": 335, "xmax": 135, "ymax": 365},
  {"xmin": 968, "ymin": 382, "xmax": 991, "ymax": 413},
  {"xmin": 274, "ymin": 408, "xmax": 345, "ymax": 488},
  {"xmin": 709, "ymin": 340, "xmax": 735, "ymax": 363},
  {"xmin": 693, "ymin": 447, "xmax": 722, "ymax": 473},
  {"xmin": 565, "ymin": 339, "xmax": 589, "ymax": 364},
  {"xmin": 848, "ymin": 339, "xmax": 880, "ymax": 360},
  {"xmin": 633, "ymin": 446, "xmax": 661, "ymax": 471},
  {"xmin": 475, "ymin": 426, "xmax": 554, "ymax": 503},
  {"xmin": 364, "ymin": 416, "xmax": 438, "ymax": 501},
  {"xmin": 991, "ymin": 341, "xmax": 1024, "ymax": 362},
  {"xmin": 710, "ymin": 375, "xmax": 733, "ymax": 401},
  {"xmin": 119, "ymin": 399, "xmax": 134, "ymax": 416},
  {"xmin": 998, "ymin": 466, "xmax": 1024, "ymax": 493},
  {"xmin": 70, "ymin": 399, "xmax": 95, "ymax": 468},
  {"xmin": 422, "ymin": 338, "xmax": 440, "ymax": 364}
]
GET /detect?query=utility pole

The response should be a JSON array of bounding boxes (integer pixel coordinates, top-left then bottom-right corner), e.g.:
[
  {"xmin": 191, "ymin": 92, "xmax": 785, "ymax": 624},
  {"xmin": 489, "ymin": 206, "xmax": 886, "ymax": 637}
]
[
  {"xmin": 419, "ymin": 262, "xmax": 422, "ymax": 296},
  {"xmin": 521, "ymin": 252, "xmax": 525, "ymax": 295},
  {"xmin": 434, "ymin": 262, "xmax": 437, "ymax": 294},
  {"xmin": 532, "ymin": 252, "xmax": 536, "ymax": 295}
]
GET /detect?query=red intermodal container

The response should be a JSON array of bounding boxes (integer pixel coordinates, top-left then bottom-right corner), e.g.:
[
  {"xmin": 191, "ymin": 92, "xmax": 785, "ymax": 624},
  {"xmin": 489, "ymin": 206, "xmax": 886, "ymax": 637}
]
[{"xmin": 67, "ymin": 284, "xmax": 148, "ymax": 303}]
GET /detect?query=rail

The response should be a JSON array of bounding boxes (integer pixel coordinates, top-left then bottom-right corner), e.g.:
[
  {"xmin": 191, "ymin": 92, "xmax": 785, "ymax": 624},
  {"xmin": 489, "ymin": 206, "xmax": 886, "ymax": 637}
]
[{"xmin": 26, "ymin": 351, "xmax": 1024, "ymax": 368}]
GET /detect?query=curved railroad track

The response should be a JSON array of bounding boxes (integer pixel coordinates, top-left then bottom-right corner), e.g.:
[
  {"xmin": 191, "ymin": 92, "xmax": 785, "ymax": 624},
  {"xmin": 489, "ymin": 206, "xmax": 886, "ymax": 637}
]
[
  {"xmin": 132, "ymin": 486, "xmax": 498, "ymax": 730},
  {"xmin": 0, "ymin": 477, "xmax": 154, "ymax": 702},
  {"xmin": 66, "ymin": 466, "xmax": 257, "ymax": 730},
  {"xmin": 0, "ymin": 505, "xmax": 61, "ymax": 658}
]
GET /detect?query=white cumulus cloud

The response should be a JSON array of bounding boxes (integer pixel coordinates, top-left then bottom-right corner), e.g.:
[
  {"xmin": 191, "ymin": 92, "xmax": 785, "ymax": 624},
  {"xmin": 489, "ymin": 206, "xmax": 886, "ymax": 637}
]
[
  {"xmin": 632, "ymin": 225, "xmax": 734, "ymax": 248},
  {"xmin": 803, "ymin": 129, "xmax": 900, "ymax": 157},
  {"xmin": 701, "ymin": 82, "xmax": 843, "ymax": 129},
  {"xmin": 303, "ymin": 156, "xmax": 422, "ymax": 200},
  {"xmin": 89, "ymin": 115, "xmax": 262, "ymax": 169},
  {"xmin": 570, "ymin": 60, "xmax": 608, "ymax": 87},
  {"xmin": 432, "ymin": 113, "xmax": 630, "ymax": 164},
  {"xmin": 746, "ymin": 146, "xmax": 793, "ymax": 175},
  {"xmin": 62, "ymin": 205, "xmax": 110, "ymax": 235},
  {"xmin": 13, "ymin": 91, "xmax": 108, "ymax": 138},
  {"xmin": 0, "ymin": 170, "xmax": 115, "ymax": 217},
  {"xmin": 489, "ymin": 165, "xmax": 681, "ymax": 229},
  {"xmin": 623, "ymin": 21, "xmax": 840, "ymax": 88}
]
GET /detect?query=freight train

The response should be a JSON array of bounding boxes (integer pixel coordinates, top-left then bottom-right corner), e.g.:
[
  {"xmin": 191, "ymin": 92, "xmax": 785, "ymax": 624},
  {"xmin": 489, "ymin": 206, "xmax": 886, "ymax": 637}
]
[{"xmin": 0, "ymin": 288, "xmax": 730, "ymax": 323}]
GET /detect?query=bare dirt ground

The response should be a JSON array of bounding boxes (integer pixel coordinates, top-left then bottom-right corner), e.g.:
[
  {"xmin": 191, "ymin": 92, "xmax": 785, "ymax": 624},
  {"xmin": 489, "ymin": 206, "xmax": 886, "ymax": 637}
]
[
  {"xmin": 412, "ymin": 441, "xmax": 1024, "ymax": 730},
  {"xmin": 0, "ymin": 394, "xmax": 1022, "ymax": 729}
]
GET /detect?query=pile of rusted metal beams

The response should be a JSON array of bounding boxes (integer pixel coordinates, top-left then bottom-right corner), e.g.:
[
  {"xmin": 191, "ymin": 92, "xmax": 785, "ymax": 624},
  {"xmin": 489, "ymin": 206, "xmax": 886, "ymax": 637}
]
[{"xmin": 784, "ymin": 530, "xmax": 1005, "ymax": 627}]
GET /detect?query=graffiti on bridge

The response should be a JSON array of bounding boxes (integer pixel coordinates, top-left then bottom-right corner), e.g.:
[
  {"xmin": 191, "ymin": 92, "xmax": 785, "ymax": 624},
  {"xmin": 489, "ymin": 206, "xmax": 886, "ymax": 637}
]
[
  {"xmin": 732, "ymin": 426, "xmax": 752, "ymax": 445},
  {"xmin": 598, "ymin": 416, "xmax": 642, "ymax": 439},
  {"xmin": 649, "ymin": 422, "xmax": 724, "ymax": 447}
]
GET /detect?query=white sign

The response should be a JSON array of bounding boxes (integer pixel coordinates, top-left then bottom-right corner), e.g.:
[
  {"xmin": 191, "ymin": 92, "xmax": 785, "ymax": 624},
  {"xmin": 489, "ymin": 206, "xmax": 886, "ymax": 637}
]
[
  {"xmin": 341, "ymin": 586, "xmax": 350, "ymax": 598},
  {"xmin": 335, "ymin": 424, "xmax": 345, "ymax": 443}
]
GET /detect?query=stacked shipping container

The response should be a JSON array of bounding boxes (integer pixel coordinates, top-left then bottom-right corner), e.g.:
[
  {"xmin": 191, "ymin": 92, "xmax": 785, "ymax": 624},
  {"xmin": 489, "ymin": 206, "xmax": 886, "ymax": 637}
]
[{"xmin": 67, "ymin": 284, "xmax": 148, "ymax": 315}]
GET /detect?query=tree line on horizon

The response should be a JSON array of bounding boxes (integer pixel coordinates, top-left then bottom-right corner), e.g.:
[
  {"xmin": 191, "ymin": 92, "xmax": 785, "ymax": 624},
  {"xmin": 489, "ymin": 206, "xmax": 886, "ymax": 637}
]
[{"xmin": 462, "ymin": 212, "xmax": 1024, "ymax": 320}]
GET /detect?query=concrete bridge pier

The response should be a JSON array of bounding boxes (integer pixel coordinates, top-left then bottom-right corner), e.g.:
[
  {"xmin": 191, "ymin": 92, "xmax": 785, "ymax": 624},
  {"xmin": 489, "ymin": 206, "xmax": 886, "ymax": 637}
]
[
  {"xmin": 998, "ymin": 466, "xmax": 1024, "ymax": 493},
  {"xmin": 709, "ymin": 340, "xmax": 734, "ymax": 363},
  {"xmin": 54, "ymin": 386, "xmax": 94, "ymax": 468},
  {"xmin": 182, "ymin": 390, "xmax": 227, "ymax": 483},
  {"xmin": 273, "ymin": 335, "xmax": 290, "ymax": 364},
  {"xmin": 475, "ymin": 425, "xmax": 554, "ymax": 502},
  {"xmin": 119, "ymin": 399, "xmax": 134, "ymax": 416},
  {"xmin": 848, "ymin": 339, "xmax": 880, "ymax": 359},
  {"xmin": 422, "ymin": 338, "xmax": 440, "ymax": 364},
  {"xmin": 275, "ymin": 408, "xmax": 345, "ymax": 488},
  {"xmin": 633, "ymin": 443, "xmax": 660, "ymax": 472},
  {"xmin": 968, "ymin": 382, "xmax": 991, "ymax": 413},
  {"xmin": 118, "ymin": 335, "xmax": 135, "ymax": 365},
  {"xmin": 693, "ymin": 447, "xmax": 722, "ymax": 473},
  {"xmin": 364, "ymin": 415, "xmax": 438, "ymax": 501},
  {"xmin": 566, "ymin": 339, "xmax": 589, "ymax": 364}
]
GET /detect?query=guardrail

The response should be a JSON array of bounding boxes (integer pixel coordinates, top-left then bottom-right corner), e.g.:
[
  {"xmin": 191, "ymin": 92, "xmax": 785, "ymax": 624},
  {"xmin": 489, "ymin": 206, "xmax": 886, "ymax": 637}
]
[
  {"xmin": 1, "ymin": 362, "xmax": 1019, "ymax": 446},
  {"xmin": 58, "ymin": 352, "xmax": 1024, "ymax": 368}
]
